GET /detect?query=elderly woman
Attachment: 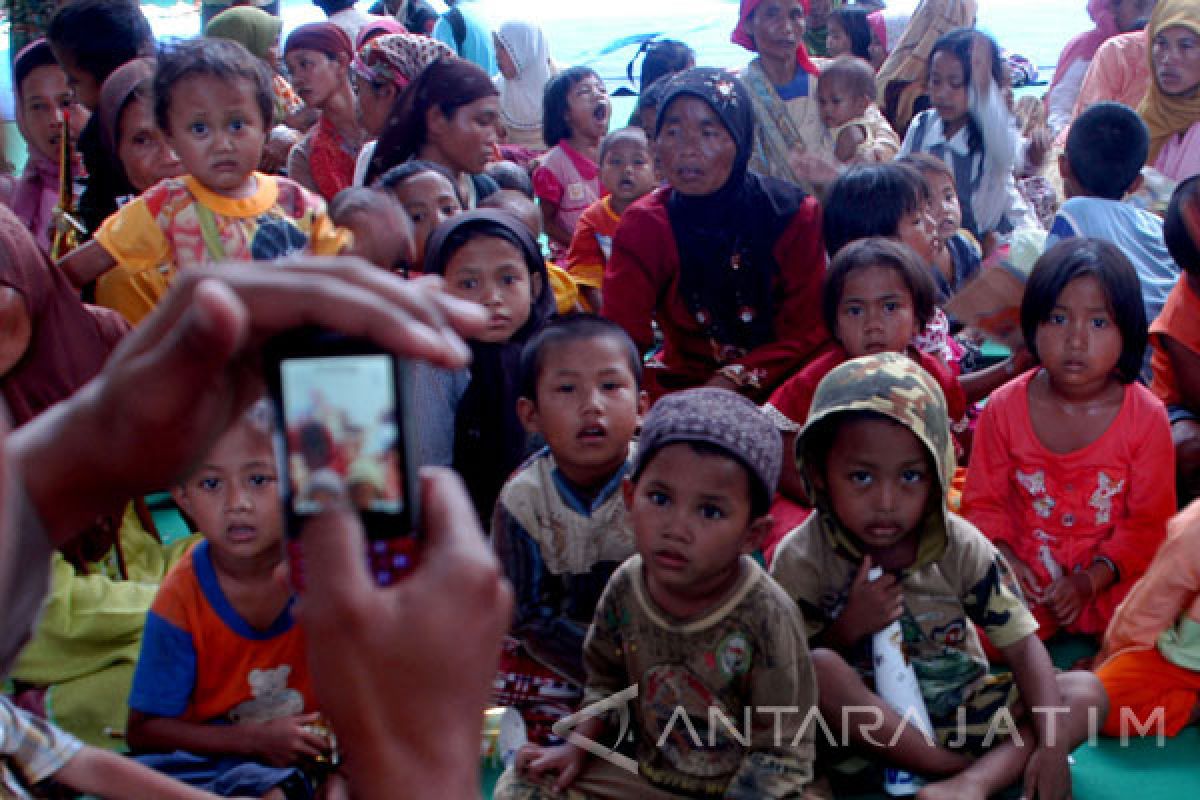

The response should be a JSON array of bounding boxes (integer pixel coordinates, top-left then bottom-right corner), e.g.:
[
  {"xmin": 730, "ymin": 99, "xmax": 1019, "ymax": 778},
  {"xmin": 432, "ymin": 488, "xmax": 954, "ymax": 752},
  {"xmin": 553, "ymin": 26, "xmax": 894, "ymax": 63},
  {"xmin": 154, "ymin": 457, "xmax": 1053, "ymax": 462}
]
[
  {"xmin": 365, "ymin": 58, "xmax": 502, "ymax": 208},
  {"xmin": 731, "ymin": 0, "xmax": 830, "ymax": 189},
  {"xmin": 1141, "ymin": 0, "xmax": 1200, "ymax": 181},
  {"xmin": 351, "ymin": 32, "xmax": 455, "ymax": 185},
  {"xmin": 284, "ymin": 22, "xmax": 366, "ymax": 201},
  {"xmin": 602, "ymin": 68, "xmax": 830, "ymax": 402},
  {"xmin": 95, "ymin": 58, "xmax": 183, "ymax": 201}
]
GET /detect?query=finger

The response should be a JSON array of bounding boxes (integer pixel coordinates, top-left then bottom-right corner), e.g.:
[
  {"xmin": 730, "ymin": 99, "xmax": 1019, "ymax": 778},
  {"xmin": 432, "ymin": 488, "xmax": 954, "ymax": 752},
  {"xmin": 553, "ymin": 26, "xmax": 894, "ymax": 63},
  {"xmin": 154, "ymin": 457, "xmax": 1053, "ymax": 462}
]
[
  {"xmin": 553, "ymin": 759, "xmax": 582, "ymax": 792},
  {"xmin": 294, "ymin": 495, "xmax": 373, "ymax": 630},
  {"xmin": 300, "ymin": 731, "xmax": 329, "ymax": 752},
  {"xmin": 410, "ymin": 468, "xmax": 499, "ymax": 585},
  {"xmin": 293, "ymin": 712, "xmax": 322, "ymax": 724},
  {"xmin": 854, "ymin": 555, "xmax": 874, "ymax": 586},
  {"xmin": 292, "ymin": 738, "xmax": 323, "ymax": 760}
]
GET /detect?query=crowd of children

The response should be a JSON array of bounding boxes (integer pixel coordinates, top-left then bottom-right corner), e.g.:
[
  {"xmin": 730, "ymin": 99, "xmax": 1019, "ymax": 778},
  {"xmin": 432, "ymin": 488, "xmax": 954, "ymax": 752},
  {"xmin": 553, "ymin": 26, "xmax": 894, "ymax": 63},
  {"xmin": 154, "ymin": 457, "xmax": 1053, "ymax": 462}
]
[{"xmin": 3, "ymin": 0, "xmax": 1200, "ymax": 797}]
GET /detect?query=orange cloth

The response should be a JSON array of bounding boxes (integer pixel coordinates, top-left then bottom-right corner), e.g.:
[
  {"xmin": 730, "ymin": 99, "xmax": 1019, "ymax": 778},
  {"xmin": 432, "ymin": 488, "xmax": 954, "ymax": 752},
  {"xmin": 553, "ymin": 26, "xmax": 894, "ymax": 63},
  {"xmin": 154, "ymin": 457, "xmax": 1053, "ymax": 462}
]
[
  {"xmin": 1096, "ymin": 645, "xmax": 1200, "ymax": 737},
  {"xmin": 1149, "ymin": 276, "xmax": 1200, "ymax": 408},
  {"xmin": 565, "ymin": 195, "xmax": 621, "ymax": 291},
  {"xmin": 962, "ymin": 371, "xmax": 1176, "ymax": 635}
]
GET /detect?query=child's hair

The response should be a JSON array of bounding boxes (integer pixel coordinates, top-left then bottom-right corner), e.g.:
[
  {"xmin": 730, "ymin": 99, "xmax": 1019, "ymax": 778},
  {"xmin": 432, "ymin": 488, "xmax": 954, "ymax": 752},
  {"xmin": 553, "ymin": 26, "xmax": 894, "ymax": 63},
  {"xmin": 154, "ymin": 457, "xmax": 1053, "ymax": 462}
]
[
  {"xmin": 1064, "ymin": 102, "xmax": 1149, "ymax": 200},
  {"xmin": 823, "ymin": 163, "xmax": 930, "ymax": 256},
  {"xmin": 1164, "ymin": 175, "xmax": 1200, "ymax": 280},
  {"xmin": 47, "ymin": 0, "xmax": 154, "ymax": 85},
  {"xmin": 632, "ymin": 77, "xmax": 668, "ymax": 130},
  {"xmin": 518, "ymin": 314, "xmax": 643, "ymax": 400},
  {"xmin": 424, "ymin": 208, "xmax": 547, "ymax": 281},
  {"xmin": 484, "ymin": 160, "xmax": 535, "ymax": 198},
  {"xmin": 1020, "ymin": 238, "xmax": 1147, "ymax": 384},
  {"xmin": 375, "ymin": 159, "xmax": 464, "ymax": 206},
  {"xmin": 478, "ymin": 189, "xmax": 542, "ymax": 236},
  {"xmin": 365, "ymin": 57, "xmax": 497, "ymax": 185},
  {"xmin": 831, "ymin": 8, "xmax": 874, "ymax": 61},
  {"xmin": 13, "ymin": 39, "xmax": 59, "ymax": 101},
  {"xmin": 599, "ymin": 126, "xmax": 651, "ymax": 164},
  {"xmin": 818, "ymin": 56, "xmax": 877, "ymax": 103},
  {"xmin": 543, "ymin": 66, "xmax": 600, "ymax": 147},
  {"xmin": 153, "ymin": 37, "xmax": 273, "ymax": 133},
  {"xmin": 822, "ymin": 237, "xmax": 937, "ymax": 335},
  {"xmin": 314, "ymin": 0, "xmax": 358, "ymax": 13},
  {"xmin": 897, "ymin": 151, "xmax": 955, "ymax": 186},
  {"xmin": 629, "ymin": 38, "xmax": 695, "ymax": 93},
  {"xmin": 329, "ymin": 186, "xmax": 394, "ymax": 225},
  {"xmin": 928, "ymin": 28, "xmax": 1007, "ymax": 154}
]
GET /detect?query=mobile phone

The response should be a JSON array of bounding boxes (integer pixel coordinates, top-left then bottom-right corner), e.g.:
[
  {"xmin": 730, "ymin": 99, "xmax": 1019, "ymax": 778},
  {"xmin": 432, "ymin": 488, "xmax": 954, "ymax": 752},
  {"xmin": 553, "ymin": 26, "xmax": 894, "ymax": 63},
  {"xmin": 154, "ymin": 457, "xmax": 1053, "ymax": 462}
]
[{"xmin": 263, "ymin": 327, "xmax": 420, "ymax": 589}]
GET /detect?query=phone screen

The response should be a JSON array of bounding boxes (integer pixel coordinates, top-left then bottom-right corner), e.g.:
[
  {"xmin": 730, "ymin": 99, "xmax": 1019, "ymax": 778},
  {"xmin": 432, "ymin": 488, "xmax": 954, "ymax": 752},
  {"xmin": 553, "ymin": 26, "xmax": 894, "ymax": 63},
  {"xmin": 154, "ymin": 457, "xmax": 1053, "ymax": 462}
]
[{"xmin": 272, "ymin": 347, "xmax": 419, "ymax": 587}]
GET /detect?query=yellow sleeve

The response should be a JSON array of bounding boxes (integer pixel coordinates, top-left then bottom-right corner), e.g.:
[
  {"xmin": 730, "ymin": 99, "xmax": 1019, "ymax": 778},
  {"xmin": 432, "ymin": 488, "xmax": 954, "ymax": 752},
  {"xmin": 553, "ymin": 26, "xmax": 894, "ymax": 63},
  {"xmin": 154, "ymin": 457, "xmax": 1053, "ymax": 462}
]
[
  {"xmin": 308, "ymin": 211, "xmax": 352, "ymax": 256},
  {"xmin": 95, "ymin": 262, "xmax": 172, "ymax": 326},
  {"xmin": 93, "ymin": 198, "xmax": 171, "ymax": 271},
  {"xmin": 546, "ymin": 262, "xmax": 579, "ymax": 314}
]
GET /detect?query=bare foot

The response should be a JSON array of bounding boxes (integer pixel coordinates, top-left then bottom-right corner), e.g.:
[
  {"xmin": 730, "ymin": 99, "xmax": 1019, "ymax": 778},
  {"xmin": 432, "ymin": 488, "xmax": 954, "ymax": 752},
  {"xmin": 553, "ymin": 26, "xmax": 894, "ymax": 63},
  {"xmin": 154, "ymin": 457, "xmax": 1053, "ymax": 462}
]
[{"xmin": 917, "ymin": 771, "xmax": 987, "ymax": 800}]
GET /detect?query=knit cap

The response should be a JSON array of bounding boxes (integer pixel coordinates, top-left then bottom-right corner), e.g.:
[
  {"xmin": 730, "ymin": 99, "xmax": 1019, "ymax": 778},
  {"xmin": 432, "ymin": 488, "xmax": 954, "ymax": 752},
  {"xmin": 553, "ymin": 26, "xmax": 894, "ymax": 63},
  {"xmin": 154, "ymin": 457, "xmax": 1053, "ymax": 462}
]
[{"xmin": 634, "ymin": 388, "xmax": 782, "ymax": 504}]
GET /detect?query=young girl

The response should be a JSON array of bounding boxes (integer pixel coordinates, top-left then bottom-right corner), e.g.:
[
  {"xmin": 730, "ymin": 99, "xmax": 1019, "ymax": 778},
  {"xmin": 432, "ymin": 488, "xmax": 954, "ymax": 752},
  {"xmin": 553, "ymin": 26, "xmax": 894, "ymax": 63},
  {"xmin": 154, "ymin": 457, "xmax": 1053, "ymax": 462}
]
[
  {"xmin": 899, "ymin": 28, "xmax": 1038, "ymax": 243},
  {"xmin": 899, "ymin": 153, "xmax": 983, "ymax": 303},
  {"xmin": 825, "ymin": 7, "xmax": 873, "ymax": 63},
  {"xmin": 533, "ymin": 66, "xmax": 610, "ymax": 261},
  {"xmin": 375, "ymin": 160, "xmax": 464, "ymax": 270},
  {"xmin": 962, "ymin": 238, "xmax": 1175, "ymax": 644},
  {"xmin": 418, "ymin": 209, "xmax": 556, "ymax": 526},
  {"xmin": 283, "ymin": 22, "xmax": 365, "ymax": 201},
  {"xmin": 493, "ymin": 20, "xmax": 555, "ymax": 151}
]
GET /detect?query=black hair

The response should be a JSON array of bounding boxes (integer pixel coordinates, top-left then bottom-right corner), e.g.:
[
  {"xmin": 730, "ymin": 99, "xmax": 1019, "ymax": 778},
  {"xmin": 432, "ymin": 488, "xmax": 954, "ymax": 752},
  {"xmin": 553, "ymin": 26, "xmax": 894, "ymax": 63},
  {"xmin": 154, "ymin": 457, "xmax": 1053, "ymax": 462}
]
[
  {"xmin": 543, "ymin": 66, "xmax": 600, "ymax": 147},
  {"xmin": 484, "ymin": 160, "xmax": 535, "ymax": 197},
  {"xmin": 1065, "ymin": 102, "xmax": 1149, "ymax": 200},
  {"xmin": 818, "ymin": 56, "xmax": 877, "ymax": 101},
  {"xmin": 898, "ymin": 151, "xmax": 955, "ymax": 185},
  {"xmin": 426, "ymin": 214, "xmax": 541, "ymax": 279},
  {"xmin": 1020, "ymin": 238, "xmax": 1146, "ymax": 384},
  {"xmin": 928, "ymin": 28, "xmax": 1006, "ymax": 157},
  {"xmin": 329, "ymin": 186, "xmax": 397, "ymax": 225},
  {"xmin": 630, "ymin": 76, "xmax": 668, "ymax": 130},
  {"xmin": 822, "ymin": 237, "xmax": 937, "ymax": 336},
  {"xmin": 630, "ymin": 38, "xmax": 695, "ymax": 93},
  {"xmin": 478, "ymin": 189, "xmax": 542, "ymax": 236},
  {"xmin": 599, "ymin": 126, "xmax": 651, "ymax": 164},
  {"xmin": 154, "ymin": 38, "xmax": 273, "ymax": 133},
  {"xmin": 375, "ymin": 159, "xmax": 465, "ymax": 207},
  {"xmin": 313, "ymin": 0, "xmax": 357, "ymax": 13},
  {"xmin": 518, "ymin": 314, "xmax": 643, "ymax": 402},
  {"xmin": 1164, "ymin": 175, "xmax": 1200, "ymax": 280},
  {"xmin": 48, "ymin": 0, "xmax": 154, "ymax": 84},
  {"xmin": 830, "ymin": 8, "xmax": 873, "ymax": 61},
  {"xmin": 13, "ymin": 40, "xmax": 59, "ymax": 100},
  {"xmin": 823, "ymin": 163, "xmax": 929, "ymax": 257}
]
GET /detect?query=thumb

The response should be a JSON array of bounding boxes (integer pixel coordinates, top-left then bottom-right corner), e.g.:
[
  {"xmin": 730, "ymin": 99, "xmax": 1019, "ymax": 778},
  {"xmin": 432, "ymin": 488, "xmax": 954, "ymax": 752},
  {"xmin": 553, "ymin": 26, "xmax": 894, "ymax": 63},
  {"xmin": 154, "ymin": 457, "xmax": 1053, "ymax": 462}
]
[
  {"xmin": 294, "ymin": 493, "xmax": 373, "ymax": 625},
  {"xmin": 855, "ymin": 555, "xmax": 874, "ymax": 585},
  {"xmin": 414, "ymin": 467, "xmax": 491, "ymax": 578}
]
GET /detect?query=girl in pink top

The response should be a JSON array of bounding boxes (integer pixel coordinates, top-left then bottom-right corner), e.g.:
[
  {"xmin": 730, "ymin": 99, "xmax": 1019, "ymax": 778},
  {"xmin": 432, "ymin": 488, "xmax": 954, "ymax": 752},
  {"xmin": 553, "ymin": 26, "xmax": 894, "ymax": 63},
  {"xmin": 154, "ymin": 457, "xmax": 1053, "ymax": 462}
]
[
  {"xmin": 963, "ymin": 239, "xmax": 1175, "ymax": 642},
  {"xmin": 533, "ymin": 67, "xmax": 610, "ymax": 261}
]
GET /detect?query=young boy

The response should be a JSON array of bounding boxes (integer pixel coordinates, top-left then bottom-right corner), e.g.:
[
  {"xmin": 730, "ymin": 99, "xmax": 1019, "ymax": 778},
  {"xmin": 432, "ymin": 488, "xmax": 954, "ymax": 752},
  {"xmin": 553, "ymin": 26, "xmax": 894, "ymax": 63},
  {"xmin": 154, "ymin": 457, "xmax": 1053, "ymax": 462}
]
[
  {"xmin": 492, "ymin": 315, "xmax": 644, "ymax": 740},
  {"xmin": 564, "ymin": 127, "xmax": 657, "ymax": 312},
  {"xmin": 47, "ymin": 0, "xmax": 155, "ymax": 234},
  {"xmin": 771, "ymin": 353, "xmax": 1107, "ymax": 798},
  {"xmin": 0, "ymin": 695, "xmax": 246, "ymax": 799},
  {"xmin": 498, "ymin": 388, "xmax": 816, "ymax": 799},
  {"xmin": 126, "ymin": 405, "xmax": 330, "ymax": 799},
  {"xmin": 59, "ymin": 37, "xmax": 347, "ymax": 325},
  {"xmin": 1049, "ymin": 102, "xmax": 1178, "ymax": 347},
  {"xmin": 817, "ymin": 56, "xmax": 899, "ymax": 165},
  {"xmin": 328, "ymin": 186, "xmax": 414, "ymax": 274},
  {"xmin": 899, "ymin": 153, "xmax": 983, "ymax": 304},
  {"xmin": 1151, "ymin": 176, "xmax": 1200, "ymax": 505}
]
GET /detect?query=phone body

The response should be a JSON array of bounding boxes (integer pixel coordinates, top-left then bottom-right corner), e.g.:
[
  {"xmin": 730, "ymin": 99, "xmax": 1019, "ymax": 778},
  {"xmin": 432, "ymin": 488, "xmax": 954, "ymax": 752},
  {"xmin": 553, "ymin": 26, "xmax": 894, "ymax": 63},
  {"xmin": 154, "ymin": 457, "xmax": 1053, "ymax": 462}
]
[{"xmin": 263, "ymin": 326, "xmax": 420, "ymax": 589}]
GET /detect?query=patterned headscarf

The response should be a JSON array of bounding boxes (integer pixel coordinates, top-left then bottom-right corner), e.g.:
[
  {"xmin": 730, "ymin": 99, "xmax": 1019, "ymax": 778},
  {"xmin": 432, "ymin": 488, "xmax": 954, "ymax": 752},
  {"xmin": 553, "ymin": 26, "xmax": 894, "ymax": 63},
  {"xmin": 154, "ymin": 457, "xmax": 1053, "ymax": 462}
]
[
  {"xmin": 1140, "ymin": 0, "xmax": 1200, "ymax": 163},
  {"xmin": 353, "ymin": 32, "xmax": 453, "ymax": 92}
]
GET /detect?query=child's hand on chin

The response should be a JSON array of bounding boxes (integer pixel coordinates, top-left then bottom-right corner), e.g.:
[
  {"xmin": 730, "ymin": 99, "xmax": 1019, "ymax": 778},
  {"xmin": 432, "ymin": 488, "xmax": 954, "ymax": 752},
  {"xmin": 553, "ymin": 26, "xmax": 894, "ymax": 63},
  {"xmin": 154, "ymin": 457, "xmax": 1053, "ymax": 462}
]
[{"xmin": 516, "ymin": 742, "xmax": 588, "ymax": 792}]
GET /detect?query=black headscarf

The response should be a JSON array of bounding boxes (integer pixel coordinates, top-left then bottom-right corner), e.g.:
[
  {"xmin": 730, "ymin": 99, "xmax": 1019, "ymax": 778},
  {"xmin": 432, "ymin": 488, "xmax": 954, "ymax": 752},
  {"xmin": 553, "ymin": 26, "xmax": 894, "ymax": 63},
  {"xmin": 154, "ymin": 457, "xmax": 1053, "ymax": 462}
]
[
  {"xmin": 423, "ymin": 209, "xmax": 556, "ymax": 525},
  {"xmin": 656, "ymin": 67, "xmax": 808, "ymax": 355}
]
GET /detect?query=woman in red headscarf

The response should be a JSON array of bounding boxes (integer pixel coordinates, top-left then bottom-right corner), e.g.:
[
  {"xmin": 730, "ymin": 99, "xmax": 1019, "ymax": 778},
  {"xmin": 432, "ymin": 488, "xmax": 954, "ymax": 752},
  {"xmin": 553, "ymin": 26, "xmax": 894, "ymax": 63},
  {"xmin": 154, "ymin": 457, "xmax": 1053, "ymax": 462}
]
[{"xmin": 731, "ymin": 0, "xmax": 832, "ymax": 190}]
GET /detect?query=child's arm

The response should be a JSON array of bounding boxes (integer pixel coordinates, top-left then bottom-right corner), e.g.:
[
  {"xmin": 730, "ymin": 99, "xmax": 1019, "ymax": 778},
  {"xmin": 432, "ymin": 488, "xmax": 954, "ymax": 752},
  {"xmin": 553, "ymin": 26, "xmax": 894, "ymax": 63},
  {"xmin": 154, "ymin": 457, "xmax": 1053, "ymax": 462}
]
[
  {"xmin": 821, "ymin": 555, "xmax": 904, "ymax": 650},
  {"xmin": 1000, "ymin": 634, "xmax": 1071, "ymax": 797},
  {"xmin": 957, "ymin": 347, "xmax": 1035, "ymax": 406},
  {"xmin": 54, "ymin": 744, "xmax": 251, "ymax": 800},
  {"xmin": 126, "ymin": 709, "xmax": 328, "ymax": 767},
  {"xmin": 515, "ymin": 715, "xmax": 604, "ymax": 792},
  {"xmin": 833, "ymin": 125, "xmax": 867, "ymax": 164},
  {"xmin": 540, "ymin": 199, "xmax": 574, "ymax": 248},
  {"xmin": 59, "ymin": 239, "xmax": 116, "ymax": 288}
]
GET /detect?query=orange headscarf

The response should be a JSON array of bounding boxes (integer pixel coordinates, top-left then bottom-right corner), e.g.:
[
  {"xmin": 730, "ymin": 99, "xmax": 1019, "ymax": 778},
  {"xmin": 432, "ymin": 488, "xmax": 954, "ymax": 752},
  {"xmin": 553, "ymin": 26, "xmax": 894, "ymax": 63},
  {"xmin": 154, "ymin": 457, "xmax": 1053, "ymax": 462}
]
[{"xmin": 1139, "ymin": 0, "xmax": 1200, "ymax": 163}]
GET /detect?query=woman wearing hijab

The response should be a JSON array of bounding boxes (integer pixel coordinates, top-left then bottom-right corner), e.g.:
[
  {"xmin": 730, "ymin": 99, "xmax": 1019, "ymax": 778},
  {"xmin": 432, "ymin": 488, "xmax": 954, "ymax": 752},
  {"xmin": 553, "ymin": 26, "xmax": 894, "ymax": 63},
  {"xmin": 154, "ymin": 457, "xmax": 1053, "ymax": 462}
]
[
  {"xmin": 284, "ymin": 22, "xmax": 366, "ymax": 200},
  {"xmin": 420, "ymin": 209, "xmax": 556, "ymax": 526},
  {"xmin": 1141, "ymin": 0, "xmax": 1200, "ymax": 180},
  {"xmin": 365, "ymin": 58, "xmax": 502, "ymax": 208},
  {"xmin": 0, "ymin": 203, "xmax": 186, "ymax": 749},
  {"xmin": 351, "ymin": 32, "xmax": 455, "ymax": 185},
  {"xmin": 731, "ymin": 0, "xmax": 831, "ymax": 189},
  {"xmin": 493, "ymin": 20, "xmax": 556, "ymax": 151},
  {"xmin": 96, "ymin": 59, "xmax": 183, "ymax": 206},
  {"xmin": 603, "ymin": 68, "xmax": 830, "ymax": 403},
  {"xmin": 205, "ymin": 5, "xmax": 306, "ymax": 129}
]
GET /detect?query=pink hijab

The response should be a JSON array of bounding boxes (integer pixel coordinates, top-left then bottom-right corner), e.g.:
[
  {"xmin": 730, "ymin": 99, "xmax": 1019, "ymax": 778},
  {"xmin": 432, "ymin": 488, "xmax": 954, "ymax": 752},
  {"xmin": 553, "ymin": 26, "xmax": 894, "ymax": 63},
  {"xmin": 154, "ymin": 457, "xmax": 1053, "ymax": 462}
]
[{"xmin": 1049, "ymin": 0, "xmax": 1121, "ymax": 90}]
